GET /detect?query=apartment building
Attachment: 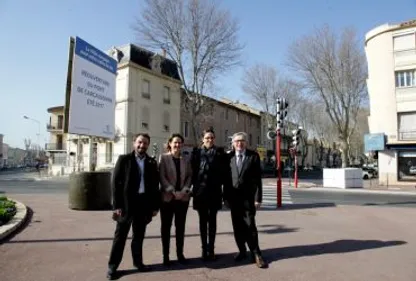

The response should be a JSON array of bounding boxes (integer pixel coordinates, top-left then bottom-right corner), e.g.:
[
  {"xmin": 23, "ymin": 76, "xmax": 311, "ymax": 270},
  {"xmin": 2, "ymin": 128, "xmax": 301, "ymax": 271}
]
[
  {"xmin": 180, "ymin": 93, "xmax": 261, "ymax": 151},
  {"xmin": 45, "ymin": 106, "xmax": 67, "ymax": 173},
  {"xmin": 365, "ymin": 19, "xmax": 416, "ymax": 185}
]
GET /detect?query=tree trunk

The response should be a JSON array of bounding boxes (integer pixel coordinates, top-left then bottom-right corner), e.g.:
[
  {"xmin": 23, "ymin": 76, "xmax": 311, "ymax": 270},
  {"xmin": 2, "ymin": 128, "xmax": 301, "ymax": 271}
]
[
  {"xmin": 341, "ymin": 139, "xmax": 350, "ymax": 168},
  {"xmin": 191, "ymin": 118, "xmax": 200, "ymax": 146}
]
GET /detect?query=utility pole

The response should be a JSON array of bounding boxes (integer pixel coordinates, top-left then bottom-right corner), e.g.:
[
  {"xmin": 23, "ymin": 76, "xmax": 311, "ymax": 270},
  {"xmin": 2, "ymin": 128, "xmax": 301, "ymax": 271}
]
[{"xmin": 23, "ymin": 115, "xmax": 41, "ymax": 159}]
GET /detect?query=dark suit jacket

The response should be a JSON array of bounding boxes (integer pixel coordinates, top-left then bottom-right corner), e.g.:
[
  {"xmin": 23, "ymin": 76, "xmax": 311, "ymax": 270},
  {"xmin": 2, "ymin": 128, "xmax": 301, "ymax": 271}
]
[
  {"xmin": 191, "ymin": 146, "xmax": 227, "ymax": 210},
  {"xmin": 112, "ymin": 152, "xmax": 161, "ymax": 219},
  {"xmin": 224, "ymin": 149, "xmax": 263, "ymax": 206}
]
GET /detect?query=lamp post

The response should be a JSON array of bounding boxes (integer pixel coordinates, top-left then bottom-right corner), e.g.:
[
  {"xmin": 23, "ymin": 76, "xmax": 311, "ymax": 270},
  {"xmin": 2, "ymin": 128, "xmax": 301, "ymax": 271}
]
[{"xmin": 23, "ymin": 115, "xmax": 41, "ymax": 158}]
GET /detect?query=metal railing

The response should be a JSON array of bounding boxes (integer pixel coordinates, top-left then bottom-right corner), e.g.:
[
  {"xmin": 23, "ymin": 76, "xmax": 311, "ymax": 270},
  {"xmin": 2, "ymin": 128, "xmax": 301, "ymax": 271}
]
[
  {"xmin": 45, "ymin": 143, "xmax": 66, "ymax": 151},
  {"xmin": 398, "ymin": 130, "xmax": 416, "ymax": 141},
  {"xmin": 46, "ymin": 122, "xmax": 64, "ymax": 131}
]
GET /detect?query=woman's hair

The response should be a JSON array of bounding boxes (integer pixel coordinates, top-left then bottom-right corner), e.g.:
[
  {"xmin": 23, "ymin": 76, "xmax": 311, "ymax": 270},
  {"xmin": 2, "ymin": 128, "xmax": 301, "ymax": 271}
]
[
  {"xmin": 166, "ymin": 133, "xmax": 184, "ymax": 151},
  {"xmin": 202, "ymin": 128, "xmax": 215, "ymax": 138}
]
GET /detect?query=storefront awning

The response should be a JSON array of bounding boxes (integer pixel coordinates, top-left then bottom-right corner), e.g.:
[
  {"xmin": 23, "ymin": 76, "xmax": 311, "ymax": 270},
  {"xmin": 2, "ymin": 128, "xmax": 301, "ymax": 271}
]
[{"xmin": 386, "ymin": 144, "xmax": 416, "ymax": 150}]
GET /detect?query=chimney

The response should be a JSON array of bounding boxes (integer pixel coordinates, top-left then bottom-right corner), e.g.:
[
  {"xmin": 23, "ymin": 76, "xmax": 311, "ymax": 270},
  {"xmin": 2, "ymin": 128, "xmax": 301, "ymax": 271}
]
[{"xmin": 162, "ymin": 48, "xmax": 166, "ymax": 58}]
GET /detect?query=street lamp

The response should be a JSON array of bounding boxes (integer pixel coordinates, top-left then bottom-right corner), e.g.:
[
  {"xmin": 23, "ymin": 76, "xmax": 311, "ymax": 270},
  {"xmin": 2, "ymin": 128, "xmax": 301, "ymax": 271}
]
[{"xmin": 23, "ymin": 115, "xmax": 41, "ymax": 158}]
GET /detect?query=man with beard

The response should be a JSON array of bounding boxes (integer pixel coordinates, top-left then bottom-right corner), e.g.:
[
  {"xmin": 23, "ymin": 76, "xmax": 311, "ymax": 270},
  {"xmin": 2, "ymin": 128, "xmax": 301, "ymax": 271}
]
[{"xmin": 107, "ymin": 133, "xmax": 161, "ymax": 280}]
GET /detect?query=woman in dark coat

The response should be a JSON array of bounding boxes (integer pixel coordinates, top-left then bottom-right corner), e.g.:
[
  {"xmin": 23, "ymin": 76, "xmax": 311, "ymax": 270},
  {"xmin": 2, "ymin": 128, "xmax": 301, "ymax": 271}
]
[{"xmin": 191, "ymin": 128, "xmax": 228, "ymax": 261}]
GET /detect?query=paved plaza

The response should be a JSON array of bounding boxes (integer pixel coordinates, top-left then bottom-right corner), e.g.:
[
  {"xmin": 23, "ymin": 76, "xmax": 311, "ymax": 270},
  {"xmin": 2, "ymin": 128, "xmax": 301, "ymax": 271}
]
[{"xmin": 1, "ymin": 193, "xmax": 415, "ymax": 281}]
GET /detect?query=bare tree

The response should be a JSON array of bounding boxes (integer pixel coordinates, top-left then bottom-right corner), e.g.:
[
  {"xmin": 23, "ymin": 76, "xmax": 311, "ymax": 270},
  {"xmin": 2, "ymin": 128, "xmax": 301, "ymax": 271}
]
[
  {"xmin": 349, "ymin": 108, "xmax": 369, "ymax": 164},
  {"xmin": 241, "ymin": 64, "xmax": 304, "ymax": 127},
  {"xmin": 287, "ymin": 25, "xmax": 368, "ymax": 167},
  {"xmin": 134, "ymin": 0, "xmax": 243, "ymax": 144}
]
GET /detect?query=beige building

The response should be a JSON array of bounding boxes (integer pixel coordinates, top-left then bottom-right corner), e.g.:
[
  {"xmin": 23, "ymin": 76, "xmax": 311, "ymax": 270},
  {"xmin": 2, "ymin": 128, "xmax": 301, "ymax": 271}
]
[
  {"xmin": 365, "ymin": 19, "xmax": 416, "ymax": 185},
  {"xmin": 180, "ymin": 93, "xmax": 261, "ymax": 151},
  {"xmin": 46, "ymin": 106, "xmax": 67, "ymax": 171},
  {"xmin": 47, "ymin": 44, "xmax": 182, "ymax": 174}
]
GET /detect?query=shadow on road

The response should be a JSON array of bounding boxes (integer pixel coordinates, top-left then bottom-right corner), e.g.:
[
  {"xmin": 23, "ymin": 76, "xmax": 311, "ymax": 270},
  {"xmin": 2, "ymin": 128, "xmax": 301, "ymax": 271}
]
[
  {"xmin": 114, "ymin": 239, "xmax": 406, "ymax": 278},
  {"xmin": 2, "ymin": 224, "xmax": 298, "ymax": 244},
  {"xmin": 364, "ymin": 201, "xmax": 416, "ymax": 206},
  {"xmin": 260, "ymin": 202, "xmax": 336, "ymax": 211}
]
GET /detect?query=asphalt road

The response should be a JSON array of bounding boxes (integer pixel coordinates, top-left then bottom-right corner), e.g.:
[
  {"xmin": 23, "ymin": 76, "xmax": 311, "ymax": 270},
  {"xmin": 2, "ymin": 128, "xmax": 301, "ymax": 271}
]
[
  {"xmin": 289, "ymin": 189, "xmax": 416, "ymax": 208},
  {"xmin": 0, "ymin": 178, "xmax": 69, "ymax": 194},
  {"xmin": 1, "ymin": 177, "xmax": 416, "ymax": 208}
]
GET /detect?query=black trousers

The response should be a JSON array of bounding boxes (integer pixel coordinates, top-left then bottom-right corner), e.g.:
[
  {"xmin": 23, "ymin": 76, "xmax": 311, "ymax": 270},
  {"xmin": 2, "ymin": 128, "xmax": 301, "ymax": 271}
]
[
  {"xmin": 197, "ymin": 207, "xmax": 218, "ymax": 251},
  {"xmin": 230, "ymin": 202, "xmax": 261, "ymax": 255},
  {"xmin": 108, "ymin": 195, "xmax": 149, "ymax": 269},
  {"xmin": 160, "ymin": 200, "xmax": 189, "ymax": 257}
]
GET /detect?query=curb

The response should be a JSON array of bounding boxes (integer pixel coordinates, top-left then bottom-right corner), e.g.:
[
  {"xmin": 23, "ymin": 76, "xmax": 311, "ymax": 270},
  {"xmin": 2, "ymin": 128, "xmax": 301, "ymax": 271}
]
[{"xmin": 0, "ymin": 200, "xmax": 28, "ymax": 241}]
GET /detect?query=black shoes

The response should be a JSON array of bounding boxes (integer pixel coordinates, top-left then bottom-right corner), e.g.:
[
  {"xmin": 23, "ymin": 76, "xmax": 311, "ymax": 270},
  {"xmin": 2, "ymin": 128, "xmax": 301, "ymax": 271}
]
[
  {"xmin": 163, "ymin": 256, "xmax": 171, "ymax": 266},
  {"xmin": 207, "ymin": 249, "xmax": 216, "ymax": 261},
  {"xmin": 106, "ymin": 268, "xmax": 116, "ymax": 280},
  {"xmin": 133, "ymin": 263, "xmax": 152, "ymax": 272},
  {"xmin": 177, "ymin": 253, "xmax": 187, "ymax": 264},
  {"xmin": 234, "ymin": 252, "xmax": 247, "ymax": 262},
  {"xmin": 253, "ymin": 254, "xmax": 268, "ymax": 268}
]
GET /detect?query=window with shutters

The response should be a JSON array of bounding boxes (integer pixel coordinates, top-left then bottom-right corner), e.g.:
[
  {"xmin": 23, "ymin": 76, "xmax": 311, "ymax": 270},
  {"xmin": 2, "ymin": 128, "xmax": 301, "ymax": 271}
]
[
  {"xmin": 141, "ymin": 106, "xmax": 150, "ymax": 129},
  {"xmin": 163, "ymin": 86, "xmax": 170, "ymax": 104},
  {"xmin": 183, "ymin": 122, "xmax": 189, "ymax": 137},
  {"xmin": 163, "ymin": 111, "xmax": 170, "ymax": 132},
  {"xmin": 105, "ymin": 142, "xmax": 113, "ymax": 163},
  {"xmin": 393, "ymin": 33, "xmax": 416, "ymax": 51},
  {"xmin": 395, "ymin": 70, "xmax": 416, "ymax": 88},
  {"xmin": 398, "ymin": 112, "xmax": 416, "ymax": 140},
  {"xmin": 142, "ymin": 79, "xmax": 150, "ymax": 99}
]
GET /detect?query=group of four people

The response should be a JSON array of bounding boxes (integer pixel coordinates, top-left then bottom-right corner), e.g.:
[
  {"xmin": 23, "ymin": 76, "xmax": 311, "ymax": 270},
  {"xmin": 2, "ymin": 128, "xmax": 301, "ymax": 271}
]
[{"xmin": 106, "ymin": 129, "xmax": 267, "ymax": 280}]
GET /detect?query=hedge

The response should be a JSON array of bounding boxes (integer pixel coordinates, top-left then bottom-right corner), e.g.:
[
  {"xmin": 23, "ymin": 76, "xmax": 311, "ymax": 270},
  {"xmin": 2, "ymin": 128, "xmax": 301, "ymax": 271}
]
[{"xmin": 0, "ymin": 196, "xmax": 17, "ymax": 226}]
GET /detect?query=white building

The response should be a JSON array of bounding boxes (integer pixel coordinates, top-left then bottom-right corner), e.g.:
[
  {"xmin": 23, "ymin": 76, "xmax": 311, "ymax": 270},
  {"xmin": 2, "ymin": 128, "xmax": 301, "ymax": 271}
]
[
  {"xmin": 56, "ymin": 44, "xmax": 182, "ymax": 174},
  {"xmin": 365, "ymin": 19, "xmax": 416, "ymax": 185}
]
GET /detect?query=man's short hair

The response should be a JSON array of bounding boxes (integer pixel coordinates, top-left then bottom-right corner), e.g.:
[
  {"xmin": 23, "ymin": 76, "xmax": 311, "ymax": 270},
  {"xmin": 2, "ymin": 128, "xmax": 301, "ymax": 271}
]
[
  {"xmin": 232, "ymin": 132, "xmax": 247, "ymax": 142},
  {"xmin": 133, "ymin": 133, "xmax": 150, "ymax": 142}
]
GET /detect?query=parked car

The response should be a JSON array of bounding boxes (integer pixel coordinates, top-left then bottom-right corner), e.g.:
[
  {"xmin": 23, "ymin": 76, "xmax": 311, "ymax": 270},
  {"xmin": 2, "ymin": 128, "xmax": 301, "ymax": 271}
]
[
  {"xmin": 362, "ymin": 168, "xmax": 373, "ymax": 180},
  {"xmin": 409, "ymin": 166, "xmax": 416, "ymax": 175}
]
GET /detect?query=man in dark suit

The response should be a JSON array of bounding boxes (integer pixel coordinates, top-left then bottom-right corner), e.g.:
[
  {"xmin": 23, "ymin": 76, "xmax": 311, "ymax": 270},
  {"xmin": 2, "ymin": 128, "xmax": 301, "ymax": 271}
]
[
  {"xmin": 224, "ymin": 132, "xmax": 267, "ymax": 269},
  {"xmin": 107, "ymin": 133, "xmax": 161, "ymax": 280}
]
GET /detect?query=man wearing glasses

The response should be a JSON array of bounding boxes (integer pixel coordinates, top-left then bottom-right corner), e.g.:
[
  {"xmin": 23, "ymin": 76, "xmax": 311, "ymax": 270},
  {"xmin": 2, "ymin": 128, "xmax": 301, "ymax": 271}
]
[{"xmin": 223, "ymin": 132, "xmax": 267, "ymax": 268}]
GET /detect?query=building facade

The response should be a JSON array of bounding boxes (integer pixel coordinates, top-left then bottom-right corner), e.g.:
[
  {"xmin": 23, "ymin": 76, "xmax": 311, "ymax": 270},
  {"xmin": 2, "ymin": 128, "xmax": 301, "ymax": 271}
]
[
  {"xmin": 180, "ymin": 93, "xmax": 261, "ymax": 151},
  {"xmin": 365, "ymin": 19, "xmax": 416, "ymax": 185},
  {"xmin": 45, "ymin": 106, "xmax": 67, "ymax": 173}
]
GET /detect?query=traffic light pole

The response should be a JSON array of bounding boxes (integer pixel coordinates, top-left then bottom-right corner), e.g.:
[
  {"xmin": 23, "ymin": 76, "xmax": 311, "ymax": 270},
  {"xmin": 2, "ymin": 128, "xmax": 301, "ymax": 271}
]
[
  {"xmin": 276, "ymin": 129, "xmax": 282, "ymax": 208},
  {"xmin": 294, "ymin": 149, "xmax": 298, "ymax": 188}
]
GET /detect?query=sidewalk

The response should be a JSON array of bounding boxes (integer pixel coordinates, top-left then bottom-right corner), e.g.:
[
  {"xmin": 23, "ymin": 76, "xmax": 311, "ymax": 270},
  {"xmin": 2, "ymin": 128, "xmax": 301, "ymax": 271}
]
[{"xmin": 1, "ymin": 193, "xmax": 415, "ymax": 281}]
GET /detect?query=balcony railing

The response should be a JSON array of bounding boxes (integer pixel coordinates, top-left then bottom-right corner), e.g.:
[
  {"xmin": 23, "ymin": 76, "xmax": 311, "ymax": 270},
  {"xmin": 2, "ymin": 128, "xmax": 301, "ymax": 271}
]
[
  {"xmin": 46, "ymin": 123, "xmax": 63, "ymax": 131},
  {"xmin": 398, "ymin": 130, "xmax": 416, "ymax": 141},
  {"xmin": 45, "ymin": 143, "xmax": 66, "ymax": 151}
]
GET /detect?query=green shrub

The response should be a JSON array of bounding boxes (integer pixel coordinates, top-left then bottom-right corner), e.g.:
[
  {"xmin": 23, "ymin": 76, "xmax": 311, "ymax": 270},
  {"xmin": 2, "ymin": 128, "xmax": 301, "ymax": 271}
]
[{"xmin": 0, "ymin": 197, "xmax": 17, "ymax": 225}]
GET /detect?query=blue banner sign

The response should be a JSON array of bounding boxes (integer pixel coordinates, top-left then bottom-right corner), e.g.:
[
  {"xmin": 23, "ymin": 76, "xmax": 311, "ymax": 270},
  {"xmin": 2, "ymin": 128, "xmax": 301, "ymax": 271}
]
[{"xmin": 364, "ymin": 133, "xmax": 385, "ymax": 152}]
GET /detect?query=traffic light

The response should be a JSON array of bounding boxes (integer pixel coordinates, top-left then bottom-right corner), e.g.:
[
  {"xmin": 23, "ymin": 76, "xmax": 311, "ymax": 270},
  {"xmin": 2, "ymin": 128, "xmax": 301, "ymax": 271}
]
[
  {"xmin": 292, "ymin": 129, "xmax": 300, "ymax": 148},
  {"xmin": 276, "ymin": 98, "xmax": 281, "ymax": 129},
  {"xmin": 267, "ymin": 130, "xmax": 277, "ymax": 140},
  {"xmin": 276, "ymin": 98, "xmax": 289, "ymax": 130}
]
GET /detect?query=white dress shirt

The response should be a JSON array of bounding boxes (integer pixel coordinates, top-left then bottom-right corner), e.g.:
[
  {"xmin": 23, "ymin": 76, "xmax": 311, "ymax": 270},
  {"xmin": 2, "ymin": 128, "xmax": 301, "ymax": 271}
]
[
  {"xmin": 235, "ymin": 150, "xmax": 246, "ymax": 163},
  {"xmin": 136, "ymin": 156, "xmax": 145, "ymax": 194}
]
